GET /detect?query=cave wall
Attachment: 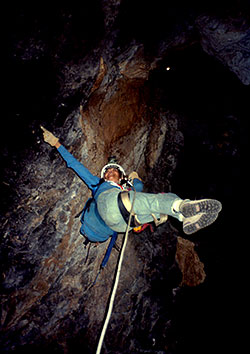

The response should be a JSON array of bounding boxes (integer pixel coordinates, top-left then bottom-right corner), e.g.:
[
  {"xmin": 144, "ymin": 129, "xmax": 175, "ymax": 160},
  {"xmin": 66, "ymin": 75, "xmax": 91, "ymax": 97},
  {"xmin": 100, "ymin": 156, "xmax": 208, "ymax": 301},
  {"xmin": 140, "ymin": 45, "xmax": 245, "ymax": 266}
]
[
  {"xmin": 1, "ymin": 1, "xmax": 248, "ymax": 353},
  {"xmin": 1, "ymin": 45, "xmax": 192, "ymax": 353}
]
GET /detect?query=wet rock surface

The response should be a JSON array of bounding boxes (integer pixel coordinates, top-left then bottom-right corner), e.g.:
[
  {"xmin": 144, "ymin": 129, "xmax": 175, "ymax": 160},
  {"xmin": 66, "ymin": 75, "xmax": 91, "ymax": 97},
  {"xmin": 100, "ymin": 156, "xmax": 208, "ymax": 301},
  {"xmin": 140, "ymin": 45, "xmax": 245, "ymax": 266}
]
[{"xmin": 1, "ymin": 1, "xmax": 248, "ymax": 353}]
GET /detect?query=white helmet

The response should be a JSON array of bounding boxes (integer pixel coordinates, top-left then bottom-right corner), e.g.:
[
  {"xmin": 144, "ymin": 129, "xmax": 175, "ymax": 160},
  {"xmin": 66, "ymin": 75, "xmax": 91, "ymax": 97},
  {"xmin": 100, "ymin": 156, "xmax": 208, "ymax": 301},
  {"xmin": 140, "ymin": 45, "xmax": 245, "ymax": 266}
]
[{"xmin": 101, "ymin": 163, "xmax": 126, "ymax": 179}]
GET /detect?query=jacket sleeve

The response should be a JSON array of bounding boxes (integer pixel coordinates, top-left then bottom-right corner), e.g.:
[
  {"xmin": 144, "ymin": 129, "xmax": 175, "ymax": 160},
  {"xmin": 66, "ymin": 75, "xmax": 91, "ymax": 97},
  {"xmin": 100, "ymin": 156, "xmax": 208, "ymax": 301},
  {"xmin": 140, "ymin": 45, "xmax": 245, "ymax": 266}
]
[
  {"xmin": 57, "ymin": 145, "xmax": 100, "ymax": 189},
  {"xmin": 133, "ymin": 178, "xmax": 144, "ymax": 192}
]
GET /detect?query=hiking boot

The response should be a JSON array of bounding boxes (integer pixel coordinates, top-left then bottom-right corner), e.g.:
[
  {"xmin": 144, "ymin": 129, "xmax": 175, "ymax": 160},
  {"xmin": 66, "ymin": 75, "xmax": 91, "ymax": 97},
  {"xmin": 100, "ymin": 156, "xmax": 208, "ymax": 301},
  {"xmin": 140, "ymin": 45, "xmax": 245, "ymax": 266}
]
[
  {"xmin": 179, "ymin": 199, "xmax": 222, "ymax": 218},
  {"xmin": 183, "ymin": 213, "xmax": 219, "ymax": 235}
]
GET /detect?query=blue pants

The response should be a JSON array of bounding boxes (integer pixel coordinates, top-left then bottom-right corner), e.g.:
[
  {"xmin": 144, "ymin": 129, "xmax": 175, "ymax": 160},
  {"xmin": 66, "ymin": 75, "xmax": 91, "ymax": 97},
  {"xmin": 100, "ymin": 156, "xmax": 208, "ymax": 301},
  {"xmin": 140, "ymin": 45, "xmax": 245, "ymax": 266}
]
[{"xmin": 97, "ymin": 189, "xmax": 182, "ymax": 233}]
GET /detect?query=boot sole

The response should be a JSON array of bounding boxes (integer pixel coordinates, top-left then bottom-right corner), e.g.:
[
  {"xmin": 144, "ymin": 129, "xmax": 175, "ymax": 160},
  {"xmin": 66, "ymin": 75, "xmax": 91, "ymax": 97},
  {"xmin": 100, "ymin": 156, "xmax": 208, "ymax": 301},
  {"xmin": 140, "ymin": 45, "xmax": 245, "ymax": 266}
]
[
  {"xmin": 180, "ymin": 199, "xmax": 222, "ymax": 218},
  {"xmin": 183, "ymin": 213, "xmax": 219, "ymax": 235}
]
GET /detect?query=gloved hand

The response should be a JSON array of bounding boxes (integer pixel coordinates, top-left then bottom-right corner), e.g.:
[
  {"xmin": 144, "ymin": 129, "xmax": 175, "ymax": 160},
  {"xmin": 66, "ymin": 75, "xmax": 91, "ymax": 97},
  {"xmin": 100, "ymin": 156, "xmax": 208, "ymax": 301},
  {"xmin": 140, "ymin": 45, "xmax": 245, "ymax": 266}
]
[
  {"xmin": 128, "ymin": 171, "xmax": 142, "ymax": 182},
  {"xmin": 41, "ymin": 126, "xmax": 59, "ymax": 147}
]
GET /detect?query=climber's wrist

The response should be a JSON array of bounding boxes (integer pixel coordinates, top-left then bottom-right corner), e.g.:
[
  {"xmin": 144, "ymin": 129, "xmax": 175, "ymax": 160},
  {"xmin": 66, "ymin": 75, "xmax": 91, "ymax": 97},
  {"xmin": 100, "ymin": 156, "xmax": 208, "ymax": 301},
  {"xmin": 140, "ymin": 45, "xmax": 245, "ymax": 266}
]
[{"xmin": 55, "ymin": 141, "xmax": 61, "ymax": 149}]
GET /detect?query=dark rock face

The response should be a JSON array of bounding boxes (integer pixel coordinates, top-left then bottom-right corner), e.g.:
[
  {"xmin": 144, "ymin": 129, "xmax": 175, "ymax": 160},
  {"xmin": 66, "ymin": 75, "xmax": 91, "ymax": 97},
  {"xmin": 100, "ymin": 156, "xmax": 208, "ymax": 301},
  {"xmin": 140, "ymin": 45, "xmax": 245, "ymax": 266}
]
[
  {"xmin": 1, "ymin": 1, "xmax": 248, "ymax": 353},
  {"xmin": 196, "ymin": 14, "xmax": 250, "ymax": 85}
]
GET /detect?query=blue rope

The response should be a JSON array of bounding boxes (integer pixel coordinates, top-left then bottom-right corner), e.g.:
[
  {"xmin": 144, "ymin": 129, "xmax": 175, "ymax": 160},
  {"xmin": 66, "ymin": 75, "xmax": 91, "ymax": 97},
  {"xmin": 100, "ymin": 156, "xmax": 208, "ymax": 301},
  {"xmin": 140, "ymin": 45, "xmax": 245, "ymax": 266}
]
[
  {"xmin": 100, "ymin": 232, "xmax": 118, "ymax": 269},
  {"xmin": 88, "ymin": 232, "xmax": 118, "ymax": 290}
]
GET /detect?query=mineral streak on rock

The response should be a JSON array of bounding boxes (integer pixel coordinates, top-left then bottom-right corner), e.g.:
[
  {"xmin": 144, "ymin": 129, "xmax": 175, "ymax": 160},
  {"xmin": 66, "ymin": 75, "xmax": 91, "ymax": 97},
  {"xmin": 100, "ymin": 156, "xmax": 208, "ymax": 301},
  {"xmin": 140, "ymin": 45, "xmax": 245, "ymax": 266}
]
[{"xmin": 176, "ymin": 236, "xmax": 206, "ymax": 287}]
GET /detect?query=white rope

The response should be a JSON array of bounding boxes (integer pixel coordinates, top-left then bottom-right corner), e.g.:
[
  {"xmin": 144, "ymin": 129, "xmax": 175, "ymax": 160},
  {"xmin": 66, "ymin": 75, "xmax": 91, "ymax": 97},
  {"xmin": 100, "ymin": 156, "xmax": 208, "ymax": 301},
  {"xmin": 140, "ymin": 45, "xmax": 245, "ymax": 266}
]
[{"xmin": 96, "ymin": 189, "xmax": 136, "ymax": 354}]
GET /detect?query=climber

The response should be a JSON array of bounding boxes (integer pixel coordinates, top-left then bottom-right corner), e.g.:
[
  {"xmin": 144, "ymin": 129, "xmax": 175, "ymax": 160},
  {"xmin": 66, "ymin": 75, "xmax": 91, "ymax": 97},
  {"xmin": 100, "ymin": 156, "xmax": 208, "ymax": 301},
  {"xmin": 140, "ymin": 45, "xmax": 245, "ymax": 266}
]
[{"xmin": 41, "ymin": 126, "xmax": 222, "ymax": 242}]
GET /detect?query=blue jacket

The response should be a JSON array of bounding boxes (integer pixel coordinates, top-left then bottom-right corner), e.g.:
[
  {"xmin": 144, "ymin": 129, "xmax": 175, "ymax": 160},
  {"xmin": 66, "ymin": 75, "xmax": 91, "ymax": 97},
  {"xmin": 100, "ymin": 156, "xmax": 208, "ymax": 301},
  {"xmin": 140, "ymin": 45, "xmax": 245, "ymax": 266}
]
[{"xmin": 58, "ymin": 145, "xmax": 143, "ymax": 242}]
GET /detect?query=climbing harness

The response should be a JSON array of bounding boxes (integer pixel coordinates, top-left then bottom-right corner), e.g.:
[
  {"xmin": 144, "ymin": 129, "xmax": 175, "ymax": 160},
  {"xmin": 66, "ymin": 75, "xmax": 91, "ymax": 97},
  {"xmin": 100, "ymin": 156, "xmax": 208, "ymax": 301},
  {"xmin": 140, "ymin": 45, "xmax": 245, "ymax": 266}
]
[
  {"xmin": 118, "ymin": 191, "xmax": 141, "ymax": 227},
  {"xmin": 152, "ymin": 213, "xmax": 169, "ymax": 227},
  {"xmin": 95, "ymin": 185, "xmax": 137, "ymax": 354},
  {"xmin": 118, "ymin": 190, "xmax": 168, "ymax": 229}
]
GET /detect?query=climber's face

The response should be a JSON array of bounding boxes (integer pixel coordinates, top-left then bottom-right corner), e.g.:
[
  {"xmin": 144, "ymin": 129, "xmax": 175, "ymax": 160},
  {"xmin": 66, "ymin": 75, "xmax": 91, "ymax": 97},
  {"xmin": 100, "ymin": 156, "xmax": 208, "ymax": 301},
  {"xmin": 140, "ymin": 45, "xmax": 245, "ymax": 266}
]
[{"xmin": 104, "ymin": 168, "xmax": 121, "ymax": 183}]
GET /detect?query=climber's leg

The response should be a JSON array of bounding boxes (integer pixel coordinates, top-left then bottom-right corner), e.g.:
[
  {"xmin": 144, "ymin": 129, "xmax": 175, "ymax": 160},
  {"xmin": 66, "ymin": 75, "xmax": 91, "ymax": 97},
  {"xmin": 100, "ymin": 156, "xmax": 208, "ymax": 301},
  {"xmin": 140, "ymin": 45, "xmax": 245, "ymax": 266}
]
[
  {"xmin": 97, "ymin": 190, "xmax": 222, "ymax": 235},
  {"xmin": 129, "ymin": 191, "xmax": 183, "ymax": 223},
  {"xmin": 129, "ymin": 192, "xmax": 222, "ymax": 234},
  {"xmin": 97, "ymin": 190, "xmax": 182, "ymax": 232}
]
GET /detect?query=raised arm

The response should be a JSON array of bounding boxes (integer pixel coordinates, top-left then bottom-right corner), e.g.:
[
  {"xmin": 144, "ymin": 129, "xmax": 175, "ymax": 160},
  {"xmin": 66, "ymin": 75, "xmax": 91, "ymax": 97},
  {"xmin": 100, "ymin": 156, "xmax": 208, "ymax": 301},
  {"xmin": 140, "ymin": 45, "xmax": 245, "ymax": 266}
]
[{"xmin": 41, "ymin": 126, "xmax": 100, "ymax": 189}]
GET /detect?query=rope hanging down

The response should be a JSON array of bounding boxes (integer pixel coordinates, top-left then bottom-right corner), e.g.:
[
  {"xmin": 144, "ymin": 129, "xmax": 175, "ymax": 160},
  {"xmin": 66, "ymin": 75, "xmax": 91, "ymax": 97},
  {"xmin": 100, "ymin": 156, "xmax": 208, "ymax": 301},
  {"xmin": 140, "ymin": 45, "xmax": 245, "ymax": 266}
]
[{"xmin": 96, "ymin": 188, "xmax": 137, "ymax": 354}]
